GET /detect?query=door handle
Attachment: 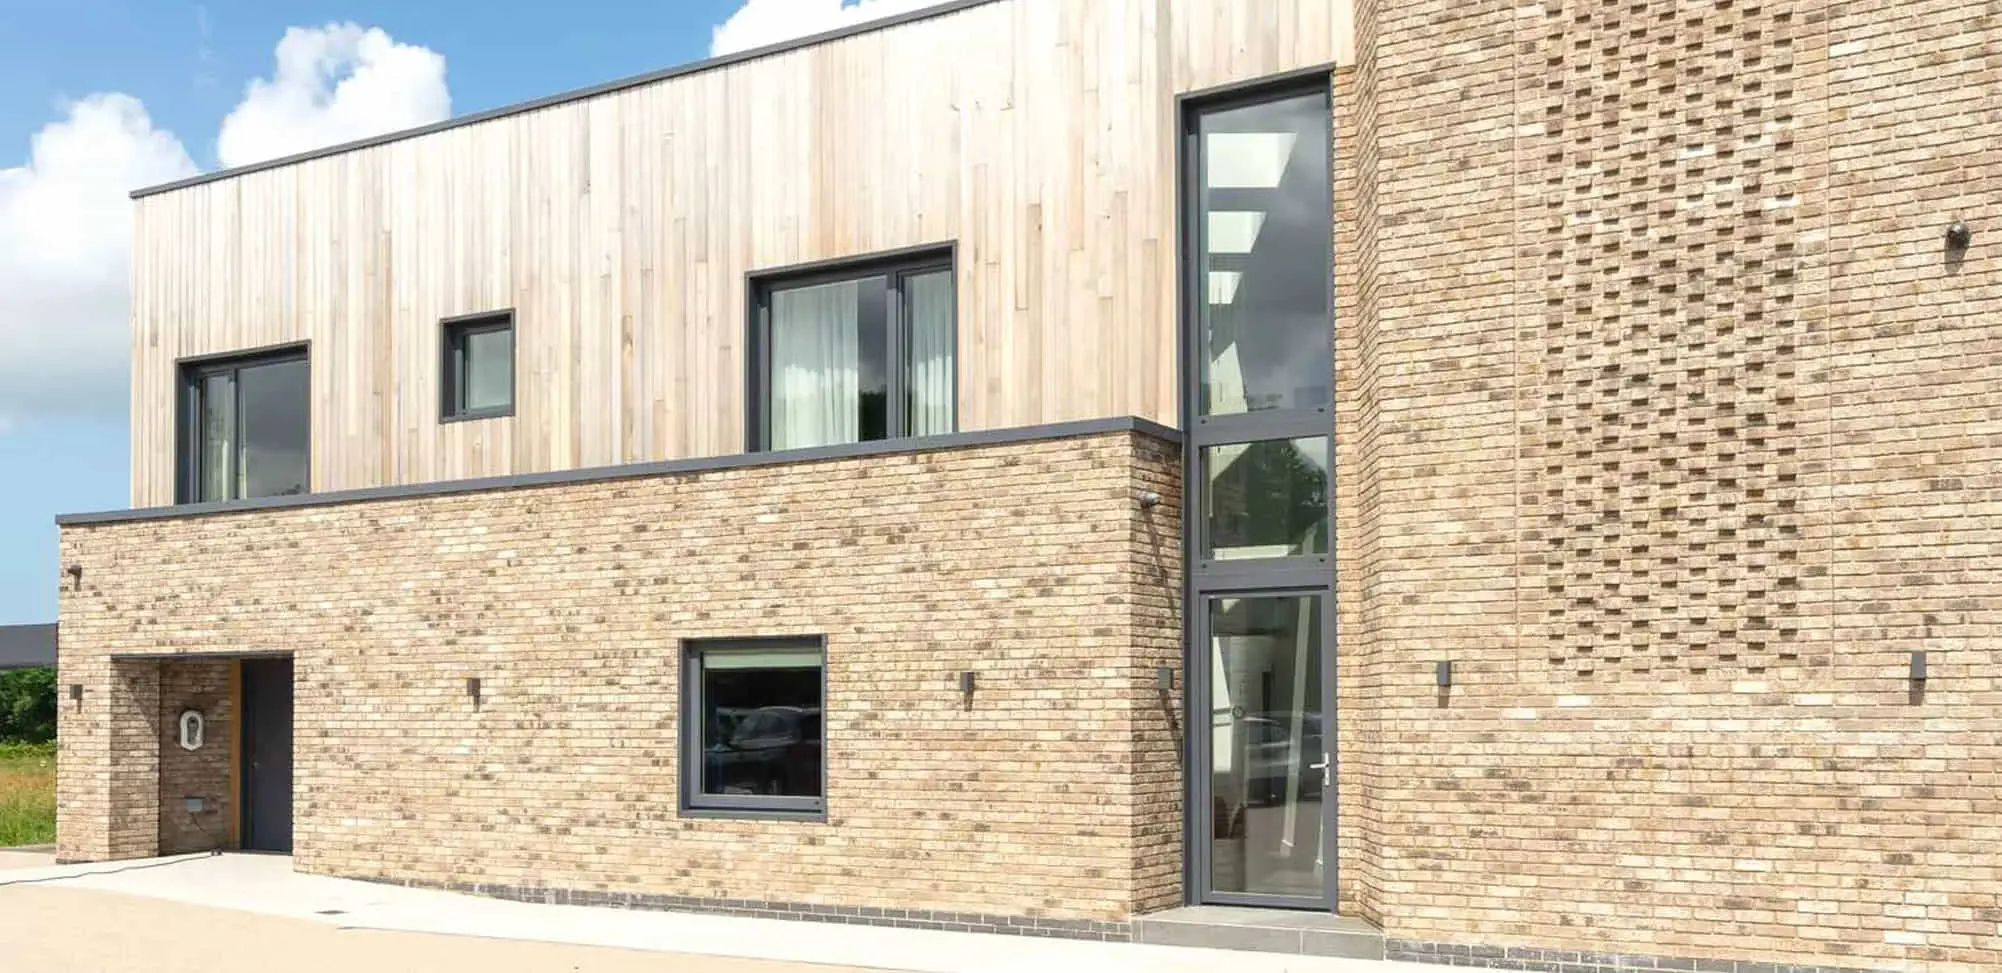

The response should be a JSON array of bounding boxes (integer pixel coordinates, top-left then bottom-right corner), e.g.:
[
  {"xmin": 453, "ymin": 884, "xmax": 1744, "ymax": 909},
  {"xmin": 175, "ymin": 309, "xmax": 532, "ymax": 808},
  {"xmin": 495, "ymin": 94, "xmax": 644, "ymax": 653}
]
[{"xmin": 1310, "ymin": 754, "xmax": 1330, "ymax": 787}]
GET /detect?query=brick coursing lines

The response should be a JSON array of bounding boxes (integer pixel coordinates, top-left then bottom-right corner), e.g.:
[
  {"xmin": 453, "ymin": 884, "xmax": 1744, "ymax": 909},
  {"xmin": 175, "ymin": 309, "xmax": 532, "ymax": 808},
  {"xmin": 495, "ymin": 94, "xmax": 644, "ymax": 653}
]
[
  {"xmin": 156, "ymin": 660, "xmax": 234, "ymax": 855},
  {"xmin": 1523, "ymin": 0, "xmax": 1809, "ymax": 679},
  {"xmin": 358, "ymin": 875, "xmax": 1135, "ymax": 941},
  {"xmin": 1387, "ymin": 940, "xmax": 1896, "ymax": 973},
  {"xmin": 59, "ymin": 429, "xmax": 1185, "ymax": 924},
  {"xmin": 1353, "ymin": 0, "xmax": 1999, "ymax": 968}
]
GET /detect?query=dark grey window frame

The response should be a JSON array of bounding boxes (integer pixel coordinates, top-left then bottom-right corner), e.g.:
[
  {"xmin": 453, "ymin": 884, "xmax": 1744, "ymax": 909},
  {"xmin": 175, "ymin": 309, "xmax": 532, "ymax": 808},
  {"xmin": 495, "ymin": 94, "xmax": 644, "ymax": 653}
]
[
  {"xmin": 1185, "ymin": 586, "xmax": 1337, "ymax": 907},
  {"xmin": 744, "ymin": 243, "xmax": 957, "ymax": 452},
  {"xmin": 679, "ymin": 636, "xmax": 829, "ymax": 821},
  {"xmin": 175, "ymin": 342, "xmax": 311, "ymax": 505},
  {"xmin": 440, "ymin": 309, "xmax": 516, "ymax": 422},
  {"xmin": 1176, "ymin": 68, "xmax": 1339, "ymax": 912}
]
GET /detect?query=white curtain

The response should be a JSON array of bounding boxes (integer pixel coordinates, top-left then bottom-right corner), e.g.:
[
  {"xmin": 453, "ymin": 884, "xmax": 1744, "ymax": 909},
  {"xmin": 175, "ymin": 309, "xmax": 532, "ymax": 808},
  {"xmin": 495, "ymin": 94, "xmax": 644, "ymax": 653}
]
[
  {"xmin": 905, "ymin": 270, "xmax": 955, "ymax": 436},
  {"xmin": 771, "ymin": 281, "xmax": 861, "ymax": 449}
]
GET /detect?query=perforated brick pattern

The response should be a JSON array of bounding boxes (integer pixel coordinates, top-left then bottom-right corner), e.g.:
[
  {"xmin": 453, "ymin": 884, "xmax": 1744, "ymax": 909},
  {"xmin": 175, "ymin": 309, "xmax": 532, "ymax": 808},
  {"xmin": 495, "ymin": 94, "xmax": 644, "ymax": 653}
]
[{"xmin": 1523, "ymin": 0, "xmax": 1810, "ymax": 678}]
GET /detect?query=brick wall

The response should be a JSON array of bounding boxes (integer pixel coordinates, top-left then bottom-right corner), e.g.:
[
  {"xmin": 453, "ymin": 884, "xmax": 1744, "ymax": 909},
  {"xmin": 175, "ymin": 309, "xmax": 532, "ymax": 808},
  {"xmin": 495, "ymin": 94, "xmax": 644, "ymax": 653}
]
[
  {"xmin": 1344, "ymin": 0, "xmax": 2000, "ymax": 969},
  {"xmin": 157, "ymin": 660, "xmax": 233, "ymax": 855},
  {"xmin": 58, "ymin": 428, "xmax": 1182, "ymax": 922}
]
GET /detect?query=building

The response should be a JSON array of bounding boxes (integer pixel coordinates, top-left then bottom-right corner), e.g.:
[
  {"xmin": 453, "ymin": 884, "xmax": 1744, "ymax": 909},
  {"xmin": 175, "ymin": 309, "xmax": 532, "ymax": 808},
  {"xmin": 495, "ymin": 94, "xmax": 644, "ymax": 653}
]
[
  {"xmin": 53, "ymin": 0, "xmax": 1998, "ymax": 971},
  {"xmin": 0, "ymin": 623, "xmax": 57, "ymax": 671}
]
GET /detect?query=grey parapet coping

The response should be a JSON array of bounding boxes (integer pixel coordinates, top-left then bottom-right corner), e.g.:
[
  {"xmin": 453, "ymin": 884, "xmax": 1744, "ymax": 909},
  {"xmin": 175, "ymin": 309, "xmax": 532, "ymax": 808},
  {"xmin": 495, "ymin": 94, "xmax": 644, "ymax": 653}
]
[{"xmin": 57, "ymin": 416, "xmax": 1182, "ymax": 527}]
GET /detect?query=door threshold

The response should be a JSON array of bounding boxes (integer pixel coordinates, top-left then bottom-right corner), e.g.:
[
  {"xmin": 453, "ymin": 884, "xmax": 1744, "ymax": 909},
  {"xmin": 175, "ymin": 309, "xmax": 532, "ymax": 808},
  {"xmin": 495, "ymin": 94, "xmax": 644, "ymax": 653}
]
[{"xmin": 1132, "ymin": 905, "xmax": 1383, "ymax": 958}]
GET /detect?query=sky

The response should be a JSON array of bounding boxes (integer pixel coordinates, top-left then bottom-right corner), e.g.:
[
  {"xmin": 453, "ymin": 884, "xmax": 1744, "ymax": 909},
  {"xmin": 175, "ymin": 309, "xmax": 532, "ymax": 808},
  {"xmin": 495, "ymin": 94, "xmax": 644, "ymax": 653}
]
[{"xmin": 0, "ymin": 0, "xmax": 954, "ymax": 623}]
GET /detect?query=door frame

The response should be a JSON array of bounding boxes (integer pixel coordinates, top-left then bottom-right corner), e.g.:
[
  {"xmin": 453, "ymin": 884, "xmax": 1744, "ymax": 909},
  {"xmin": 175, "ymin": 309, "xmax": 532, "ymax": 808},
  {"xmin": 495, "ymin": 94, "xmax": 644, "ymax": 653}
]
[
  {"xmin": 1187, "ymin": 587, "xmax": 1337, "ymax": 909},
  {"xmin": 237, "ymin": 655, "xmax": 295, "ymax": 854},
  {"xmin": 1174, "ymin": 69, "xmax": 1340, "ymax": 911}
]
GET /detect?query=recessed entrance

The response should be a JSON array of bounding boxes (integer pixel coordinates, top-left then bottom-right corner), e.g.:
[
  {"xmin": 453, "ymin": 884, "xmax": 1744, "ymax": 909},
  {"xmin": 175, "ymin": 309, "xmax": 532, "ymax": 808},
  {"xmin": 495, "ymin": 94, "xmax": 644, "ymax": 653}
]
[{"xmin": 238, "ymin": 656, "xmax": 294, "ymax": 853}]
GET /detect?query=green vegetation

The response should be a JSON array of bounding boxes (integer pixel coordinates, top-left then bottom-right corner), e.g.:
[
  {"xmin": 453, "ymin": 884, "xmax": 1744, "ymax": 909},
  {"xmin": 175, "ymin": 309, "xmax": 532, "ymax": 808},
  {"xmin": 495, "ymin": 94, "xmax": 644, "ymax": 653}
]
[
  {"xmin": 0, "ymin": 741, "xmax": 56, "ymax": 847},
  {"xmin": 0, "ymin": 666, "xmax": 56, "ymax": 743},
  {"xmin": 0, "ymin": 667, "xmax": 58, "ymax": 846}
]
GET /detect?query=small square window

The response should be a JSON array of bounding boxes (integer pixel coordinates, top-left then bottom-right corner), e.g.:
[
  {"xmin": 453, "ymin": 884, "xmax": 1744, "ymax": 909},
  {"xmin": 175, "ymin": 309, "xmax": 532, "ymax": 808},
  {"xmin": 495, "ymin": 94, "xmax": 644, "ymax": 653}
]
[
  {"xmin": 681, "ymin": 637, "xmax": 825, "ymax": 818},
  {"xmin": 441, "ymin": 311, "xmax": 515, "ymax": 421}
]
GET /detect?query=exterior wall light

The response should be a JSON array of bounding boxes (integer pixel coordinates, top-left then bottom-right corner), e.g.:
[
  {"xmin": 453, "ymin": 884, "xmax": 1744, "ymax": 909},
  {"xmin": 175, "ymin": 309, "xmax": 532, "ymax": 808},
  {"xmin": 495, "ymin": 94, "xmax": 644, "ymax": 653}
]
[
  {"xmin": 1946, "ymin": 221, "xmax": 1972, "ymax": 250},
  {"xmin": 466, "ymin": 677, "xmax": 483, "ymax": 708},
  {"xmin": 1138, "ymin": 490, "xmax": 1163, "ymax": 510},
  {"xmin": 178, "ymin": 709, "xmax": 206, "ymax": 751}
]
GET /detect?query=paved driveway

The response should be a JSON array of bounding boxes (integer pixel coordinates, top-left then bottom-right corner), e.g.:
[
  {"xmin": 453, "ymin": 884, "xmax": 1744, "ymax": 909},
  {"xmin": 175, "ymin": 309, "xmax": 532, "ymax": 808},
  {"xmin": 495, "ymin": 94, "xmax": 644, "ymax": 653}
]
[
  {"xmin": 0, "ymin": 884, "xmax": 882, "ymax": 973},
  {"xmin": 0, "ymin": 854, "xmax": 1428, "ymax": 973}
]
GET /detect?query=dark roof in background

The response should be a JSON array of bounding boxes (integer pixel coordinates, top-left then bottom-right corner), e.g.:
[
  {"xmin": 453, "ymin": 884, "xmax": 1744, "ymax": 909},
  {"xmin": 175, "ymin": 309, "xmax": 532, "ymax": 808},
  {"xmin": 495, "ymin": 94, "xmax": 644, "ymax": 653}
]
[
  {"xmin": 0, "ymin": 624, "xmax": 56, "ymax": 671},
  {"xmin": 130, "ymin": 0, "xmax": 999, "ymax": 200}
]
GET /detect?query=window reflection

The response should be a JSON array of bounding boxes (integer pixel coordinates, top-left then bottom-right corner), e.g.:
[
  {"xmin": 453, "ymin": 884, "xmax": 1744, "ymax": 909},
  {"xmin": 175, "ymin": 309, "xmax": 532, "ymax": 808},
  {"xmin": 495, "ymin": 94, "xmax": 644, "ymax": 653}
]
[
  {"xmin": 1197, "ymin": 91, "xmax": 1332, "ymax": 416},
  {"xmin": 1203, "ymin": 437, "xmax": 1330, "ymax": 560}
]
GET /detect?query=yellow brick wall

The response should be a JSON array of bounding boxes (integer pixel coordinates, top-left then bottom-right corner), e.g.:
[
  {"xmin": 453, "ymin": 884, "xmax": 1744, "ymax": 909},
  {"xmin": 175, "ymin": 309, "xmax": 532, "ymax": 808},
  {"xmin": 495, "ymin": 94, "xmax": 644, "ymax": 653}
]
[
  {"xmin": 58, "ymin": 429, "xmax": 1183, "ymax": 922},
  {"xmin": 156, "ymin": 660, "xmax": 234, "ymax": 854},
  {"xmin": 1344, "ymin": 0, "xmax": 2000, "ymax": 968}
]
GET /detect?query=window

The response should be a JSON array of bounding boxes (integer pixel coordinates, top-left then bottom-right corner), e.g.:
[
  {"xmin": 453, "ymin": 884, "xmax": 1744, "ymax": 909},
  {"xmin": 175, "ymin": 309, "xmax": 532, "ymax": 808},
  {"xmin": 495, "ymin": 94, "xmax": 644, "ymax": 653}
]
[
  {"xmin": 1194, "ymin": 88, "xmax": 1333, "ymax": 418},
  {"xmin": 1183, "ymin": 79, "xmax": 1334, "ymax": 577},
  {"xmin": 1202, "ymin": 436, "xmax": 1330, "ymax": 560},
  {"xmin": 441, "ymin": 311, "xmax": 515, "ymax": 421},
  {"xmin": 179, "ymin": 347, "xmax": 310, "ymax": 503},
  {"xmin": 749, "ymin": 251, "xmax": 955, "ymax": 451},
  {"xmin": 681, "ymin": 637, "xmax": 825, "ymax": 817}
]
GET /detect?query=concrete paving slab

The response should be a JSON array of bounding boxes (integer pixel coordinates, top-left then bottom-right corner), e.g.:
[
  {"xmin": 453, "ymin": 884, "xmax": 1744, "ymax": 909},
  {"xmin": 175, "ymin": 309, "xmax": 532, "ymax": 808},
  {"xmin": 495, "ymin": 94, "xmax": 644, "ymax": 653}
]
[
  {"xmin": 0, "ymin": 853, "xmax": 1448, "ymax": 973},
  {"xmin": 0, "ymin": 848, "xmax": 55, "ymax": 870},
  {"xmin": 0, "ymin": 884, "xmax": 881, "ymax": 973}
]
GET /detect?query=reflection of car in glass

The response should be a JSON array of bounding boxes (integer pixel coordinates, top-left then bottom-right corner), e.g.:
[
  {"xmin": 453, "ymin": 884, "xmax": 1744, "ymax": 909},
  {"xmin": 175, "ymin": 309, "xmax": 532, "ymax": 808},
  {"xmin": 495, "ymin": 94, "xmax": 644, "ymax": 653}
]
[
  {"xmin": 1237, "ymin": 711, "xmax": 1324, "ymax": 807},
  {"xmin": 705, "ymin": 705, "xmax": 822, "ymax": 796}
]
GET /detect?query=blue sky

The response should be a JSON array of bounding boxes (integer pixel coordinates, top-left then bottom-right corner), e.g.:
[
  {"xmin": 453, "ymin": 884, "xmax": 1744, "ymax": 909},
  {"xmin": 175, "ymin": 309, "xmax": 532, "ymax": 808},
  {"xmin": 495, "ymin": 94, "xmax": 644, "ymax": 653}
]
[{"xmin": 0, "ymin": 0, "xmax": 939, "ymax": 623}]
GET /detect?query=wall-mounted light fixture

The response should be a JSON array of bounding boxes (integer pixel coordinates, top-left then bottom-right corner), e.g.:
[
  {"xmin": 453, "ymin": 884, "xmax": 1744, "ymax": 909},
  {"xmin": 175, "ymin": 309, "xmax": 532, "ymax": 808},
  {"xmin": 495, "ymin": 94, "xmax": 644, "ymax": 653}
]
[
  {"xmin": 1946, "ymin": 221, "xmax": 1972, "ymax": 251},
  {"xmin": 178, "ymin": 710, "xmax": 206, "ymax": 751},
  {"xmin": 958, "ymin": 671, "xmax": 976, "ymax": 696},
  {"xmin": 1138, "ymin": 491, "xmax": 1163, "ymax": 510},
  {"xmin": 63, "ymin": 564, "xmax": 82, "ymax": 586},
  {"xmin": 1156, "ymin": 666, "xmax": 1175, "ymax": 692},
  {"xmin": 68, "ymin": 684, "xmax": 83, "ymax": 709},
  {"xmin": 1436, "ymin": 660, "xmax": 1453, "ymax": 689},
  {"xmin": 466, "ymin": 677, "xmax": 483, "ymax": 708},
  {"xmin": 1909, "ymin": 651, "xmax": 1928, "ymax": 684}
]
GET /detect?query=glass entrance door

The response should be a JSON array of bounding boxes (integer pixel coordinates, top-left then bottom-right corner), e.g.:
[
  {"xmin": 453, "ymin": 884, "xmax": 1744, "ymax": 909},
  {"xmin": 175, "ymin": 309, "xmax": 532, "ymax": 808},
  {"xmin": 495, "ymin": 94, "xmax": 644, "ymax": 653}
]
[{"xmin": 1197, "ymin": 592, "xmax": 1332, "ymax": 905}]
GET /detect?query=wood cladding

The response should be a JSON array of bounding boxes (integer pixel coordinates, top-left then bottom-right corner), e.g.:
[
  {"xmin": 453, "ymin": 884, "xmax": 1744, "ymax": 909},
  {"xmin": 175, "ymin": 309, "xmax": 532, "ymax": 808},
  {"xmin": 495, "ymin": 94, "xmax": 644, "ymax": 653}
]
[{"xmin": 128, "ymin": 0, "xmax": 1352, "ymax": 506}]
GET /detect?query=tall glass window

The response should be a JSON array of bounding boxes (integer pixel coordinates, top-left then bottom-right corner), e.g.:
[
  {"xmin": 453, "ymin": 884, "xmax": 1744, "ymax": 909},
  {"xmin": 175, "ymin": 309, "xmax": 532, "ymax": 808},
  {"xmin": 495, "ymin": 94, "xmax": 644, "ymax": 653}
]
[
  {"xmin": 1183, "ymin": 78, "xmax": 1335, "ymax": 911},
  {"xmin": 1196, "ymin": 90, "xmax": 1333, "ymax": 418},
  {"xmin": 180, "ymin": 348, "xmax": 310, "ymax": 503},
  {"xmin": 754, "ymin": 252, "xmax": 955, "ymax": 451}
]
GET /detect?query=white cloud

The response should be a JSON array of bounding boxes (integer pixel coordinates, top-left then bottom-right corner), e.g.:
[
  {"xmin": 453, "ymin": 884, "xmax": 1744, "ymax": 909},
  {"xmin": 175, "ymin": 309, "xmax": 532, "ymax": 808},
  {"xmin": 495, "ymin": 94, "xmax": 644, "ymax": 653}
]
[
  {"xmin": 0, "ymin": 94, "xmax": 197, "ymax": 427},
  {"xmin": 0, "ymin": 24, "xmax": 450, "ymax": 432},
  {"xmin": 710, "ymin": 0, "xmax": 954, "ymax": 56},
  {"xmin": 216, "ymin": 23, "xmax": 449, "ymax": 169}
]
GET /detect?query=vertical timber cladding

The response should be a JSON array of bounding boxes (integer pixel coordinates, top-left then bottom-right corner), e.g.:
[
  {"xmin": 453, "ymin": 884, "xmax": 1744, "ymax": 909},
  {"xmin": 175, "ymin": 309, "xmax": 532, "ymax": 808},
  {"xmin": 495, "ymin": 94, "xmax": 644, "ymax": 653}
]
[{"xmin": 1524, "ymin": 0, "xmax": 1808, "ymax": 678}]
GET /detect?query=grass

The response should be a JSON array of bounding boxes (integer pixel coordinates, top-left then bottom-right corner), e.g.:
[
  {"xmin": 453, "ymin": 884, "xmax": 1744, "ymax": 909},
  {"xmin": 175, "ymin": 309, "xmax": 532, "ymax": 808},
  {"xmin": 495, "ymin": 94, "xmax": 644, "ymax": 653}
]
[{"xmin": 0, "ymin": 741, "xmax": 56, "ymax": 847}]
